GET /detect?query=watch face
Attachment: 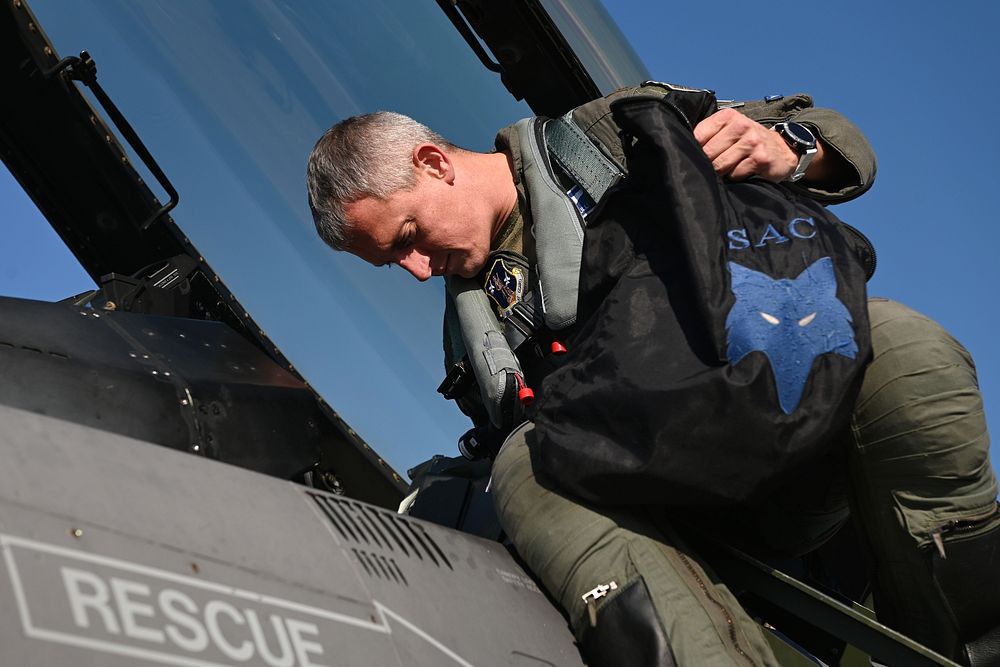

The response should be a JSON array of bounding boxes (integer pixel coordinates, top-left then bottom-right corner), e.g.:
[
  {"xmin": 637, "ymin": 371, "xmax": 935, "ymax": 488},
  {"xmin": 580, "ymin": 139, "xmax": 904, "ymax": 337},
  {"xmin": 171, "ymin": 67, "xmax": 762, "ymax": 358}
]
[{"xmin": 785, "ymin": 121, "xmax": 816, "ymax": 147}]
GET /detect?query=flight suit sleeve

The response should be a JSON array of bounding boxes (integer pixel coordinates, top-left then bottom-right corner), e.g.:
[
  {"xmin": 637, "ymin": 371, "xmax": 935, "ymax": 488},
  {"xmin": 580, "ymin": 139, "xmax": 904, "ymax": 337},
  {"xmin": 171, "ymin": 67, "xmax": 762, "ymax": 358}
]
[
  {"xmin": 737, "ymin": 93, "xmax": 877, "ymax": 203},
  {"xmin": 571, "ymin": 84, "xmax": 877, "ymax": 204}
]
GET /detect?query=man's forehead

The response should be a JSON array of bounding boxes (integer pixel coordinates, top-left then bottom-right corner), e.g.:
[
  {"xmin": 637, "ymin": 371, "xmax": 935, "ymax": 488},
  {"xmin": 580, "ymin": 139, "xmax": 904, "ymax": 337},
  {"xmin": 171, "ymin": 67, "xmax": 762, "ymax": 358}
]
[{"xmin": 342, "ymin": 197, "xmax": 401, "ymax": 262}]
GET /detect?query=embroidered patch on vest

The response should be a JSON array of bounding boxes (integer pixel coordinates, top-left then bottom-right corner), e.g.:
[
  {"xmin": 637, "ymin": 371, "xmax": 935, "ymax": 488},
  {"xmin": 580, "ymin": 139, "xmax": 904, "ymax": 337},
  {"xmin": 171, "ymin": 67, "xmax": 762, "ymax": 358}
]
[{"xmin": 484, "ymin": 257, "xmax": 524, "ymax": 317}]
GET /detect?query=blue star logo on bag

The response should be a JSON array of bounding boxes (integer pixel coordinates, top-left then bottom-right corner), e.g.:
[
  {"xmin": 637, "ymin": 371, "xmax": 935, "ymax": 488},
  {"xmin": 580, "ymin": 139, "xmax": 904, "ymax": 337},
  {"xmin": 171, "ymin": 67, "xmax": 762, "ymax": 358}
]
[
  {"xmin": 483, "ymin": 257, "xmax": 524, "ymax": 317},
  {"xmin": 725, "ymin": 257, "xmax": 858, "ymax": 414}
]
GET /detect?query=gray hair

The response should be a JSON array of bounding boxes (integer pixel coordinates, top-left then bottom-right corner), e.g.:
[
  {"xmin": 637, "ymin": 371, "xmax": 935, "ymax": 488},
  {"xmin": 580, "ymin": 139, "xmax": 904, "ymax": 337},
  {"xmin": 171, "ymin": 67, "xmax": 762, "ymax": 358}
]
[{"xmin": 306, "ymin": 111, "xmax": 455, "ymax": 250}]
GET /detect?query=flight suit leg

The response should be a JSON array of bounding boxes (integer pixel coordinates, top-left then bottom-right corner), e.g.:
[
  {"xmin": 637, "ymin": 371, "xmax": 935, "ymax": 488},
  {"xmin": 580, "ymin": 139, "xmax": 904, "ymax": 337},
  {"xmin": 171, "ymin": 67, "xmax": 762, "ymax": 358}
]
[
  {"xmin": 491, "ymin": 422, "xmax": 780, "ymax": 667},
  {"xmin": 847, "ymin": 298, "xmax": 1000, "ymax": 664}
]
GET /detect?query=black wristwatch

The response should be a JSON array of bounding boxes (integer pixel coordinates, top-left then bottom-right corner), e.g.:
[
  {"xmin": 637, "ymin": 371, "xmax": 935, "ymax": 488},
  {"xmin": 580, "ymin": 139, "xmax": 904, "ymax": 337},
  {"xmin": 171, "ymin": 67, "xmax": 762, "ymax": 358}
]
[{"xmin": 773, "ymin": 121, "xmax": 818, "ymax": 183}]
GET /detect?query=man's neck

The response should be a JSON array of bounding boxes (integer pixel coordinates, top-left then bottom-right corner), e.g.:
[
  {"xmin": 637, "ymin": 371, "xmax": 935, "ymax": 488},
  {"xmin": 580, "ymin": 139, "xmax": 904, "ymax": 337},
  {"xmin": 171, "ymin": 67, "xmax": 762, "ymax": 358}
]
[{"xmin": 483, "ymin": 150, "xmax": 518, "ymax": 242}]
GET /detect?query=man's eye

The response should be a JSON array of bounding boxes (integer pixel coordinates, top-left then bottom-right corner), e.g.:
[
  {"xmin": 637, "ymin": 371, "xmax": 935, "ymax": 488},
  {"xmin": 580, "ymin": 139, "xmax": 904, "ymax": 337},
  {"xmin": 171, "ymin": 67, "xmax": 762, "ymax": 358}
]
[{"xmin": 396, "ymin": 221, "xmax": 417, "ymax": 250}]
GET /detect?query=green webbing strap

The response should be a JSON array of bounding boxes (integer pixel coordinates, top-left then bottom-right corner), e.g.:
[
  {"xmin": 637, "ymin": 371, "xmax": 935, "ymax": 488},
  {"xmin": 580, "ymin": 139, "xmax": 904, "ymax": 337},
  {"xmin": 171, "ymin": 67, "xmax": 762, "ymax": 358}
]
[{"xmin": 544, "ymin": 112, "xmax": 623, "ymax": 209}]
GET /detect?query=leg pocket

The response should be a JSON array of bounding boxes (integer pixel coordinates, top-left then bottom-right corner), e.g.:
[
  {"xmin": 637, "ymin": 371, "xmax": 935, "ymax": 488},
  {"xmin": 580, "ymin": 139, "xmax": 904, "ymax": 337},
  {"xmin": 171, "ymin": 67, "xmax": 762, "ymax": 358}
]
[
  {"xmin": 580, "ymin": 576, "xmax": 677, "ymax": 667},
  {"xmin": 892, "ymin": 490, "xmax": 999, "ymax": 551}
]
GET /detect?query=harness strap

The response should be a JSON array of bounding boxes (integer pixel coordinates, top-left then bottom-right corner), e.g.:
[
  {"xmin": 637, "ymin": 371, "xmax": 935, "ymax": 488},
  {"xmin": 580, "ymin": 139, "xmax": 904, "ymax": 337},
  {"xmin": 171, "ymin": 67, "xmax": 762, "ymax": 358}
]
[
  {"xmin": 545, "ymin": 112, "xmax": 623, "ymax": 211},
  {"xmin": 517, "ymin": 117, "xmax": 585, "ymax": 331},
  {"xmin": 446, "ymin": 275, "xmax": 524, "ymax": 430}
]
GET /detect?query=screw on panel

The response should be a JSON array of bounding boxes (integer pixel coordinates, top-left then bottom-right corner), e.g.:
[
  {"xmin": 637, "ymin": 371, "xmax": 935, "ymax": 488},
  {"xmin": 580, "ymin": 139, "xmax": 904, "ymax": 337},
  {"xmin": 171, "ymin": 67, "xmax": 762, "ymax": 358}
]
[
  {"xmin": 70, "ymin": 528, "xmax": 83, "ymax": 538},
  {"xmin": 27, "ymin": 21, "xmax": 35, "ymax": 32},
  {"xmin": 190, "ymin": 562, "xmax": 200, "ymax": 574},
  {"xmin": 192, "ymin": 444, "xmax": 200, "ymax": 452},
  {"xmin": 14, "ymin": 0, "xmax": 22, "ymax": 9}
]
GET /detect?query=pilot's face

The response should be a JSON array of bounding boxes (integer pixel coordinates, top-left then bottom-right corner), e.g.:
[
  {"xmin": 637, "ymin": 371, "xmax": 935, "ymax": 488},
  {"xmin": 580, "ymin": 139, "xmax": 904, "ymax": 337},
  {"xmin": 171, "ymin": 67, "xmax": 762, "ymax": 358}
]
[{"xmin": 343, "ymin": 148, "xmax": 494, "ymax": 281}]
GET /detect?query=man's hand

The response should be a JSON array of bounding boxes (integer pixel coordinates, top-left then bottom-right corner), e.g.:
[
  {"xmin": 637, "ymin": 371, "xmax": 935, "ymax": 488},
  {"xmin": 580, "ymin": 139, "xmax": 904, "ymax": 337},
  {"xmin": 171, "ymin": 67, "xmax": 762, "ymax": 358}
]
[{"xmin": 694, "ymin": 108, "xmax": 805, "ymax": 182}]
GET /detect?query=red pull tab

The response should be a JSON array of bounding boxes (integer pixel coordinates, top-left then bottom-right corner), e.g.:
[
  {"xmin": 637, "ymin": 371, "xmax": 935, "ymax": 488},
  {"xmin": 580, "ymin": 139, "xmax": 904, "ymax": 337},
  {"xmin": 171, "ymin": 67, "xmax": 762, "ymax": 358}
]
[
  {"xmin": 550, "ymin": 340, "xmax": 568, "ymax": 355},
  {"xmin": 515, "ymin": 373, "xmax": 535, "ymax": 406}
]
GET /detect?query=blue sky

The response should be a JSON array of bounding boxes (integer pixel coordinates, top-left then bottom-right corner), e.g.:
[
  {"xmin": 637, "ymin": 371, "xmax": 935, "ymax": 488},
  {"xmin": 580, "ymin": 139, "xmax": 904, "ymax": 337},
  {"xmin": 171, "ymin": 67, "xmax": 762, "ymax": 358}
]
[{"xmin": 2, "ymin": 0, "xmax": 999, "ymax": 477}]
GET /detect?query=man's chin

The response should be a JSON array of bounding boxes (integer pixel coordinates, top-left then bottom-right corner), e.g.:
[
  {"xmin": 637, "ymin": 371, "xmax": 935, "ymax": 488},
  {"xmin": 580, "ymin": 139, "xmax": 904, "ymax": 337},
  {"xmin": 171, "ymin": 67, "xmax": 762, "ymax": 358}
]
[{"xmin": 456, "ymin": 261, "xmax": 485, "ymax": 279}]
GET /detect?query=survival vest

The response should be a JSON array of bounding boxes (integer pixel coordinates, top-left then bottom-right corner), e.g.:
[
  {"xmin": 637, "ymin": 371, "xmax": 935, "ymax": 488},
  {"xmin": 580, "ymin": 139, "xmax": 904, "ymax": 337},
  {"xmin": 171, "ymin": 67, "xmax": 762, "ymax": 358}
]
[{"xmin": 444, "ymin": 88, "xmax": 876, "ymax": 506}]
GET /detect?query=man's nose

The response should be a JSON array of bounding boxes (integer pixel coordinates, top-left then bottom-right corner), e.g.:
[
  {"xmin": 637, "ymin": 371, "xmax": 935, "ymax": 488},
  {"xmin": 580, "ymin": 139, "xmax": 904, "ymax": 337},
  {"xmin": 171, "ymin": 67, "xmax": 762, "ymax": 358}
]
[{"xmin": 397, "ymin": 250, "xmax": 432, "ymax": 281}]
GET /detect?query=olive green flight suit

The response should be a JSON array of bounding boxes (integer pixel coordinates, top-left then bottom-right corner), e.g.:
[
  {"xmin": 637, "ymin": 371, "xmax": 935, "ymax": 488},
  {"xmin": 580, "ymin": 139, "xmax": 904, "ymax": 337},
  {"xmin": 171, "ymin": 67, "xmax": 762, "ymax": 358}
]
[{"xmin": 450, "ymin": 83, "xmax": 999, "ymax": 665}]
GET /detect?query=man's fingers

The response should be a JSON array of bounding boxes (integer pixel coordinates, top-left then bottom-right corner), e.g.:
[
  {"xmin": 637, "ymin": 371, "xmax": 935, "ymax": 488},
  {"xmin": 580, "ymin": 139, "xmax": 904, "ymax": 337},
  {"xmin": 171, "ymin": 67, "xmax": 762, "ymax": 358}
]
[
  {"xmin": 699, "ymin": 121, "xmax": 751, "ymax": 163},
  {"xmin": 694, "ymin": 108, "xmax": 752, "ymax": 145},
  {"xmin": 695, "ymin": 109, "xmax": 798, "ymax": 181},
  {"xmin": 711, "ymin": 142, "xmax": 755, "ymax": 178},
  {"xmin": 692, "ymin": 112, "xmax": 728, "ymax": 145},
  {"xmin": 700, "ymin": 130, "xmax": 736, "ymax": 163}
]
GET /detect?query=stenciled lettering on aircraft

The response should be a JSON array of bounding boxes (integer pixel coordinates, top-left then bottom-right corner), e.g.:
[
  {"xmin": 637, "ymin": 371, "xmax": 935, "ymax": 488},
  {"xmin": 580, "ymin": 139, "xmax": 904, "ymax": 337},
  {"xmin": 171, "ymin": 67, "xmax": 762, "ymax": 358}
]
[
  {"xmin": 0, "ymin": 533, "xmax": 473, "ymax": 667},
  {"xmin": 727, "ymin": 217, "xmax": 818, "ymax": 250}
]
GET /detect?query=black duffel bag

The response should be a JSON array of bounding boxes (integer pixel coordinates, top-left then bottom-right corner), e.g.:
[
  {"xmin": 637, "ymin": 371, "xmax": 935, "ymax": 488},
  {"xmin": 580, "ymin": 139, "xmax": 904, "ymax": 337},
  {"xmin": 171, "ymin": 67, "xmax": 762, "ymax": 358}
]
[{"xmin": 529, "ymin": 94, "xmax": 875, "ymax": 507}]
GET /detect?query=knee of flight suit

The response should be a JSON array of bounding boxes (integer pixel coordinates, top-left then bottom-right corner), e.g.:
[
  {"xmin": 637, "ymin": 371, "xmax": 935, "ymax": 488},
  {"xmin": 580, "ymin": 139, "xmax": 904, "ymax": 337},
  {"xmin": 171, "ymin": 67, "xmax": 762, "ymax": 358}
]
[
  {"xmin": 490, "ymin": 423, "xmax": 645, "ymax": 630},
  {"xmin": 852, "ymin": 298, "xmax": 998, "ymax": 545},
  {"xmin": 854, "ymin": 299, "xmax": 995, "ymax": 482}
]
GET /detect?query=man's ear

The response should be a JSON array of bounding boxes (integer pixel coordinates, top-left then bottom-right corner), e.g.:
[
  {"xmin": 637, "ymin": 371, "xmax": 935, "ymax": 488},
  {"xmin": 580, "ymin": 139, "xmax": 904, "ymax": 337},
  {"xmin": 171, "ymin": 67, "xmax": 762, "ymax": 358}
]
[{"xmin": 413, "ymin": 143, "xmax": 455, "ymax": 183}]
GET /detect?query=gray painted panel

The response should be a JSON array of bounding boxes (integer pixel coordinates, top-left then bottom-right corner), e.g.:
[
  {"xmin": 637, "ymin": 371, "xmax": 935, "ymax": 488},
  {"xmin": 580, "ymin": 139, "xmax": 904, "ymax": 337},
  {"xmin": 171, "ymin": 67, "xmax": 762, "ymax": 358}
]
[{"xmin": 0, "ymin": 404, "xmax": 583, "ymax": 666}]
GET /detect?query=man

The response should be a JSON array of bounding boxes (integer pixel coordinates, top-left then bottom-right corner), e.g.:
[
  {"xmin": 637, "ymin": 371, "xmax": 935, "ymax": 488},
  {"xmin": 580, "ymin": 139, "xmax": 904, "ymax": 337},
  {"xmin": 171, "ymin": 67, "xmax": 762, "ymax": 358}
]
[{"xmin": 307, "ymin": 83, "xmax": 1000, "ymax": 666}]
